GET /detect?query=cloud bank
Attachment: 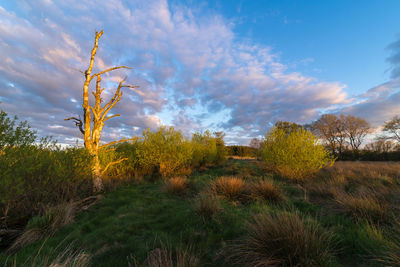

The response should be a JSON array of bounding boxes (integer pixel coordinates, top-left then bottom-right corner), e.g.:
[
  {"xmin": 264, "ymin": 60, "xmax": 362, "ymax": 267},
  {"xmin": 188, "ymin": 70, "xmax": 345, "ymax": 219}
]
[{"xmin": 1, "ymin": 0, "xmax": 395, "ymax": 145}]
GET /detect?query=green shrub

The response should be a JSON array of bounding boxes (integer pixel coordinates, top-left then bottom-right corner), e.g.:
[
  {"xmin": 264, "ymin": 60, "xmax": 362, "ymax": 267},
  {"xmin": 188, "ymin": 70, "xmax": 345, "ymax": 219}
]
[
  {"xmin": 214, "ymin": 131, "xmax": 227, "ymax": 165},
  {"xmin": 136, "ymin": 127, "xmax": 193, "ymax": 178},
  {"xmin": 191, "ymin": 131, "xmax": 218, "ymax": 168},
  {"xmin": 0, "ymin": 109, "xmax": 36, "ymax": 149},
  {"xmin": 98, "ymin": 142, "xmax": 139, "ymax": 179},
  {"xmin": 191, "ymin": 130, "xmax": 227, "ymax": 168},
  {"xmin": 261, "ymin": 126, "xmax": 335, "ymax": 180},
  {"xmin": 0, "ymin": 142, "xmax": 93, "ymax": 226}
]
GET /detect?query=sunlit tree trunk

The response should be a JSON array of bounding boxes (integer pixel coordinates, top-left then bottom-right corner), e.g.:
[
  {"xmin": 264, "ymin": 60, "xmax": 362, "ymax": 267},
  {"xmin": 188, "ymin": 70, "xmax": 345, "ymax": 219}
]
[{"xmin": 66, "ymin": 30, "xmax": 138, "ymax": 192}]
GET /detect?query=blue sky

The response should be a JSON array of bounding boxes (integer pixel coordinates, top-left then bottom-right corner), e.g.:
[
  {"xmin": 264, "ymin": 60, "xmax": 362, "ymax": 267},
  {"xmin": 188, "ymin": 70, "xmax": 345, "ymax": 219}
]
[
  {"xmin": 0, "ymin": 0, "xmax": 399, "ymax": 145},
  {"xmin": 190, "ymin": 0, "xmax": 400, "ymax": 93}
]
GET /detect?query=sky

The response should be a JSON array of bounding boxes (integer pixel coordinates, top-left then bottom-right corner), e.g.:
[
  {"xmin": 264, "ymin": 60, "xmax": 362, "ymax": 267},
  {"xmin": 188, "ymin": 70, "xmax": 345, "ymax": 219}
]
[{"xmin": 0, "ymin": 0, "xmax": 399, "ymax": 145}]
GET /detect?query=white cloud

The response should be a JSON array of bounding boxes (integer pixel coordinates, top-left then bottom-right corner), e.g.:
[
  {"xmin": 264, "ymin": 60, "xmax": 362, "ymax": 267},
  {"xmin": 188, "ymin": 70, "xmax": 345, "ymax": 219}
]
[{"xmin": 0, "ymin": 0, "xmax": 354, "ymax": 144}]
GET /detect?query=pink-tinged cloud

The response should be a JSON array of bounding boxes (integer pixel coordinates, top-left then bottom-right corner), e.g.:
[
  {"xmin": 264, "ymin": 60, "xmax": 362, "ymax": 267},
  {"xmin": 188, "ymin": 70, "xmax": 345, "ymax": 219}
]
[{"xmin": 0, "ymin": 0, "xmax": 360, "ymax": 145}]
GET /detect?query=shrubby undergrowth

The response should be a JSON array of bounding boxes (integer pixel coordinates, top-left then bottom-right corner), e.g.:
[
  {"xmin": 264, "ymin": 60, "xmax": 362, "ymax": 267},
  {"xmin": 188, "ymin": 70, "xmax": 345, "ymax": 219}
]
[
  {"xmin": 0, "ymin": 111, "xmax": 93, "ymax": 230},
  {"xmin": 0, "ymin": 110, "xmax": 227, "ymax": 247}
]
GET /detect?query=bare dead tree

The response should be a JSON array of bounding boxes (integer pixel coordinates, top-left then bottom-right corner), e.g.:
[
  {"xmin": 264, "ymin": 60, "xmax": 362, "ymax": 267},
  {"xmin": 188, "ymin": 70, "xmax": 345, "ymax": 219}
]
[{"xmin": 65, "ymin": 30, "xmax": 138, "ymax": 192}]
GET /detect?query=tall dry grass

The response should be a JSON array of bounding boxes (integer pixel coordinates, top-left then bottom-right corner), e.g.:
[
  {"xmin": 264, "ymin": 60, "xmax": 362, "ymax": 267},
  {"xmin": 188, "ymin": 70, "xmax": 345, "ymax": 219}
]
[
  {"xmin": 381, "ymin": 220, "xmax": 400, "ymax": 266},
  {"xmin": 334, "ymin": 192, "xmax": 388, "ymax": 223},
  {"xmin": 225, "ymin": 211, "xmax": 336, "ymax": 267},
  {"xmin": 208, "ymin": 176, "xmax": 248, "ymax": 202},
  {"xmin": 5, "ymin": 241, "xmax": 91, "ymax": 267},
  {"xmin": 307, "ymin": 161, "xmax": 400, "ymax": 222},
  {"xmin": 193, "ymin": 193, "xmax": 223, "ymax": 221},
  {"xmin": 162, "ymin": 177, "xmax": 190, "ymax": 195},
  {"xmin": 8, "ymin": 202, "xmax": 76, "ymax": 252},
  {"xmin": 249, "ymin": 180, "xmax": 285, "ymax": 204},
  {"xmin": 129, "ymin": 243, "xmax": 200, "ymax": 267}
]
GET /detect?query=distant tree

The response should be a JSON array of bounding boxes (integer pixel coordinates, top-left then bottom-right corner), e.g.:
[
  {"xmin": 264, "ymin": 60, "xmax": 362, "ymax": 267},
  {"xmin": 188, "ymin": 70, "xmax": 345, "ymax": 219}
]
[
  {"xmin": 275, "ymin": 121, "xmax": 302, "ymax": 134},
  {"xmin": 343, "ymin": 115, "xmax": 370, "ymax": 151},
  {"xmin": 365, "ymin": 139, "xmax": 395, "ymax": 153},
  {"xmin": 0, "ymin": 109, "xmax": 36, "ymax": 150},
  {"xmin": 310, "ymin": 114, "xmax": 345, "ymax": 156},
  {"xmin": 249, "ymin": 137, "xmax": 262, "ymax": 149},
  {"xmin": 65, "ymin": 31, "xmax": 138, "ymax": 192},
  {"xmin": 383, "ymin": 116, "xmax": 400, "ymax": 142}
]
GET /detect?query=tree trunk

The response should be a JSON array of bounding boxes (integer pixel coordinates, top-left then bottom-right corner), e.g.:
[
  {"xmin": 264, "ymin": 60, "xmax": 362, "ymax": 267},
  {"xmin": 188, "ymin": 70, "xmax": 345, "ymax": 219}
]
[{"xmin": 92, "ymin": 152, "xmax": 104, "ymax": 192}]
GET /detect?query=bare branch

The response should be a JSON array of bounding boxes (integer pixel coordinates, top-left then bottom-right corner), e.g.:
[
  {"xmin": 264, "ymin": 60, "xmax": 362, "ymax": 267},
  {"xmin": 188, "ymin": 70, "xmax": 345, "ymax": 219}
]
[
  {"xmin": 100, "ymin": 80, "xmax": 124, "ymax": 119},
  {"xmin": 99, "ymin": 137, "xmax": 139, "ymax": 150},
  {"xmin": 103, "ymin": 114, "xmax": 120, "ymax": 122},
  {"xmin": 90, "ymin": 66, "xmax": 132, "ymax": 81},
  {"xmin": 100, "ymin": 79, "xmax": 138, "ymax": 119},
  {"xmin": 101, "ymin": 157, "xmax": 128, "ymax": 175},
  {"xmin": 121, "ymin": 85, "xmax": 139, "ymax": 89},
  {"xmin": 69, "ymin": 67, "xmax": 85, "ymax": 74},
  {"xmin": 86, "ymin": 30, "xmax": 103, "ymax": 80},
  {"xmin": 65, "ymin": 117, "xmax": 85, "ymax": 135}
]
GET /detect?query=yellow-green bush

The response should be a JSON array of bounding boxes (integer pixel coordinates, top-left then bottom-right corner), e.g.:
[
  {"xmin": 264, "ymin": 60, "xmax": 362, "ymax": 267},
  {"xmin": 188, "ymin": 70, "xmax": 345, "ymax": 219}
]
[
  {"xmin": 261, "ymin": 126, "xmax": 335, "ymax": 180},
  {"xmin": 191, "ymin": 131, "xmax": 218, "ymax": 168},
  {"xmin": 214, "ymin": 131, "xmax": 227, "ymax": 165},
  {"xmin": 136, "ymin": 127, "xmax": 193, "ymax": 177},
  {"xmin": 191, "ymin": 131, "xmax": 226, "ymax": 167}
]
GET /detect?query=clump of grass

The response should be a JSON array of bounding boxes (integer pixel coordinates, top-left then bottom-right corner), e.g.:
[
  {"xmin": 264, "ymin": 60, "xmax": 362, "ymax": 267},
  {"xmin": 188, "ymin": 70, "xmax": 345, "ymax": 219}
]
[
  {"xmin": 162, "ymin": 177, "xmax": 189, "ymax": 195},
  {"xmin": 8, "ymin": 202, "xmax": 76, "ymax": 252},
  {"xmin": 4, "ymin": 248, "xmax": 92, "ymax": 267},
  {"xmin": 307, "ymin": 181, "xmax": 345, "ymax": 201},
  {"xmin": 46, "ymin": 249, "xmax": 91, "ymax": 267},
  {"xmin": 335, "ymin": 192, "xmax": 388, "ymax": 223},
  {"xmin": 381, "ymin": 220, "xmax": 400, "ymax": 266},
  {"xmin": 193, "ymin": 193, "xmax": 223, "ymax": 220},
  {"xmin": 129, "ymin": 243, "xmax": 200, "ymax": 267},
  {"xmin": 226, "ymin": 211, "xmax": 336, "ymax": 267},
  {"xmin": 209, "ymin": 176, "xmax": 248, "ymax": 201},
  {"xmin": 250, "ymin": 180, "xmax": 285, "ymax": 203}
]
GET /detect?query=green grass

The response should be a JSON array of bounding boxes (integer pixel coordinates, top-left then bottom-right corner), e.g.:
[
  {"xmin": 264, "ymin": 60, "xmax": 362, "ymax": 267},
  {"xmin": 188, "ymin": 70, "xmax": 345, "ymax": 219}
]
[{"xmin": 1, "ymin": 159, "xmax": 399, "ymax": 266}]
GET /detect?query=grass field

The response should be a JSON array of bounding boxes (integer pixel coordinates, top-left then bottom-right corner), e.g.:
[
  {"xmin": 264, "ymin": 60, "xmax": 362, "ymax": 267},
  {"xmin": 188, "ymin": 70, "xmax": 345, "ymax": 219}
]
[{"xmin": 1, "ymin": 159, "xmax": 399, "ymax": 266}]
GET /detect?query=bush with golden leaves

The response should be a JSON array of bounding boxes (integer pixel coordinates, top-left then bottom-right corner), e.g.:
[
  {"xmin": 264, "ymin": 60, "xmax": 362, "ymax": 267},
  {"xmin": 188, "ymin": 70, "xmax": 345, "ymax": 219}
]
[{"xmin": 261, "ymin": 126, "xmax": 335, "ymax": 180}]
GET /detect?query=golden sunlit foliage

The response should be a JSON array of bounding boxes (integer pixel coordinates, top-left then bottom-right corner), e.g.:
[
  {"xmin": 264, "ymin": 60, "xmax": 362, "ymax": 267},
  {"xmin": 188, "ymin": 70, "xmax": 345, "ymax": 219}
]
[
  {"xmin": 136, "ymin": 127, "xmax": 194, "ymax": 177},
  {"xmin": 131, "ymin": 127, "xmax": 226, "ymax": 178},
  {"xmin": 261, "ymin": 126, "xmax": 335, "ymax": 180},
  {"xmin": 191, "ymin": 130, "xmax": 219, "ymax": 168}
]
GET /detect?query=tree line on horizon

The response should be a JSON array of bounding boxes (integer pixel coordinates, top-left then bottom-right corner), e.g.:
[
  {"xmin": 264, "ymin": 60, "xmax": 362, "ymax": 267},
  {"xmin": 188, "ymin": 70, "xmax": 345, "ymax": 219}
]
[{"xmin": 228, "ymin": 114, "xmax": 400, "ymax": 161}]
